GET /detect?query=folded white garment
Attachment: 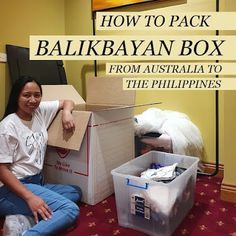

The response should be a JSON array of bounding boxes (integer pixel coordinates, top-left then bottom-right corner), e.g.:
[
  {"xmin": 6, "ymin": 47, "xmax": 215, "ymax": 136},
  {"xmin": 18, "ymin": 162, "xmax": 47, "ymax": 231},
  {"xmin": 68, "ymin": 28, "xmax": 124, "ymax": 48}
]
[{"xmin": 140, "ymin": 163, "xmax": 178, "ymax": 181}]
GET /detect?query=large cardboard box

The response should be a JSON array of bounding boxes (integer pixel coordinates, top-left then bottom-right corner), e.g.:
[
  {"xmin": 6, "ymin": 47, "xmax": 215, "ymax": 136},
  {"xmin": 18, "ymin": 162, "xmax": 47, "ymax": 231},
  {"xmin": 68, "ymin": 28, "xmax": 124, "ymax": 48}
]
[
  {"xmin": 42, "ymin": 77, "xmax": 136, "ymax": 205},
  {"xmin": 111, "ymin": 151, "xmax": 199, "ymax": 236}
]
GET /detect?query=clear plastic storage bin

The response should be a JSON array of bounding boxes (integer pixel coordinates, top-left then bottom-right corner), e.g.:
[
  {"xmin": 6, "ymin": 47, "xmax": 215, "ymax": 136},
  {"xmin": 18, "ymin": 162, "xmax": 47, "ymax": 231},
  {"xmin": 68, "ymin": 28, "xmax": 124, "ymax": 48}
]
[{"xmin": 111, "ymin": 151, "xmax": 199, "ymax": 236}]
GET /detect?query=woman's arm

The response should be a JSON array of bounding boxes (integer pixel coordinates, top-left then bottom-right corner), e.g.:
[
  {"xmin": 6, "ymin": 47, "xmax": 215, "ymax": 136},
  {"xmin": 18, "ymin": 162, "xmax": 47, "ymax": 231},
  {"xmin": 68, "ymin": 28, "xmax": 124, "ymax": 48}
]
[
  {"xmin": 0, "ymin": 164, "xmax": 52, "ymax": 223},
  {"xmin": 59, "ymin": 100, "xmax": 75, "ymax": 131}
]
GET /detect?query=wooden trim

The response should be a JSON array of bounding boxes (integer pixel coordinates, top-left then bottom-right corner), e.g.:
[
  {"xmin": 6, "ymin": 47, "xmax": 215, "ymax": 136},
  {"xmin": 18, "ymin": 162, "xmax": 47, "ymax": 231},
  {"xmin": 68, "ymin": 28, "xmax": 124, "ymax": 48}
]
[
  {"xmin": 220, "ymin": 183, "xmax": 236, "ymax": 203},
  {"xmin": 92, "ymin": 0, "xmax": 154, "ymax": 11},
  {"xmin": 201, "ymin": 162, "xmax": 224, "ymax": 178}
]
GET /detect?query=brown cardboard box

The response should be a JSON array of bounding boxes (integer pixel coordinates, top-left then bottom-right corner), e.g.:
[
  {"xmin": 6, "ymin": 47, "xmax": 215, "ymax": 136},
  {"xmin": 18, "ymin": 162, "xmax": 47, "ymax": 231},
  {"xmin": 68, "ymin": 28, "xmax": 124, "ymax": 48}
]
[{"xmin": 42, "ymin": 77, "xmax": 136, "ymax": 205}]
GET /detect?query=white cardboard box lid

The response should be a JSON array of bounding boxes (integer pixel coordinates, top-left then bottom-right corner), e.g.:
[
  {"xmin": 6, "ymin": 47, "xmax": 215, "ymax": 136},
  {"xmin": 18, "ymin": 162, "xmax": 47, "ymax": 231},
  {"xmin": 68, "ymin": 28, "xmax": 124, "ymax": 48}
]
[
  {"xmin": 47, "ymin": 110, "xmax": 91, "ymax": 150},
  {"xmin": 42, "ymin": 80, "xmax": 160, "ymax": 150},
  {"xmin": 86, "ymin": 77, "xmax": 135, "ymax": 106},
  {"xmin": 41, "ymin": 81, "xmax": 134, "ymax": 151}
]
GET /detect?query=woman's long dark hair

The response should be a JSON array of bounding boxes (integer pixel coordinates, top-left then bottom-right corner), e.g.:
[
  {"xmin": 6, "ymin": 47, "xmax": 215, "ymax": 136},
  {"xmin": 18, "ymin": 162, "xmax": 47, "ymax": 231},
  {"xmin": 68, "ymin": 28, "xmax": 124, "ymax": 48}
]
[{"xmin": 3, "ymin": 76, "xmax": 42, "ymax": 118}]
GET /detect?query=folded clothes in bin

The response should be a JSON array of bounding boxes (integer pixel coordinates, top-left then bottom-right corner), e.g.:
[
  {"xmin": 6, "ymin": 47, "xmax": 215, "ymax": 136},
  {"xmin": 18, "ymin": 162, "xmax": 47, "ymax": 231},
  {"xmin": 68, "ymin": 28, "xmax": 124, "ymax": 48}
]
[{"xmin": 140, "ymin": 163, "xmax": 178, "ymax": 181}]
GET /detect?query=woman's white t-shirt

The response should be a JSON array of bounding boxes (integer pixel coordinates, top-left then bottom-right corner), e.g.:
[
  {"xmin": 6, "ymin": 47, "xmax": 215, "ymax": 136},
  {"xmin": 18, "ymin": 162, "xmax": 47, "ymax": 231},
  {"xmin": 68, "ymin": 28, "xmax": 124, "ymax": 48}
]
[{"xmin": 0, "ymin": 101, "xmax": 59, "ymax": 187}]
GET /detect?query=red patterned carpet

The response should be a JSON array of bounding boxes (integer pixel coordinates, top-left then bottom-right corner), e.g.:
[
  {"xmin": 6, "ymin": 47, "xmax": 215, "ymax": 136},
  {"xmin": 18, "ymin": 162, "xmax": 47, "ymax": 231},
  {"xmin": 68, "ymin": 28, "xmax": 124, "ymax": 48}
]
[{"xmin": 1, "ymin": 176, "xmax": 236, "ymax": 236}]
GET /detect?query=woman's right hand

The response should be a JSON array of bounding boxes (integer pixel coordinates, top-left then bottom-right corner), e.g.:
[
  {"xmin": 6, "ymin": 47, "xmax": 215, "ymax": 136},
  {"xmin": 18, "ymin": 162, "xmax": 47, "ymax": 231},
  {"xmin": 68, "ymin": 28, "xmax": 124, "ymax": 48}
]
[
  {"xmin": 0, "ymin": 164, "xmax": 53, "ymax": 223},
  {"xmin": 26, "ymin": 194, "xmax": 53, "ymax": 223}
]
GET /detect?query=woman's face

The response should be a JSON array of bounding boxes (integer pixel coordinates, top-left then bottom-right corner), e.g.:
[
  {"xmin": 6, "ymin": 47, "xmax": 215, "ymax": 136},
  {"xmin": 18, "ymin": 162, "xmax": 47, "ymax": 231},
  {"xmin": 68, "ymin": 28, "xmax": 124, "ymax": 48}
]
[{"xmin": 17, "ymin": 81, "xmax": 42, "ymax": 120}]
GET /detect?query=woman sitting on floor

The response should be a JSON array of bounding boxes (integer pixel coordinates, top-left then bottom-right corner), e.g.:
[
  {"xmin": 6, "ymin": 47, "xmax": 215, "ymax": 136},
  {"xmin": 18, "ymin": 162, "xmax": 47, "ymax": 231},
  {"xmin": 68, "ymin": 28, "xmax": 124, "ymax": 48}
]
[{"xmin": 0, "ymin": 76, "xmax": 82, "ymax": 236}]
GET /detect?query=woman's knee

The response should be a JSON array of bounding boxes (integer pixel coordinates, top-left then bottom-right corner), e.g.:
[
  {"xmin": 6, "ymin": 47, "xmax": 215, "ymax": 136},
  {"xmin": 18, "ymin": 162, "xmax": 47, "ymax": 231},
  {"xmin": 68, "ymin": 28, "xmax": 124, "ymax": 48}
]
[
  {"xmin": 70, "ymin": 185, "xmax": 82, "ymax": 202},
  {"xmin": 64, "ymin": 201, "xmax": 80, "ymax": 222}
]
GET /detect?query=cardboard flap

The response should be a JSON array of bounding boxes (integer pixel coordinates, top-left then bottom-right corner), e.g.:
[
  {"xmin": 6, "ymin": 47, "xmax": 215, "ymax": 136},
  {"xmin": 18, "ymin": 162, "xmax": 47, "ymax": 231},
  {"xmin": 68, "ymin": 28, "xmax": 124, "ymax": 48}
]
[
  {"xmin": 42, "ymin": 85, "xmax": 85, "ymax": 106},
  {"xmin": 48, "ymin": 110, "xmax": 91, "ymax": 150},
  {"xmin": 85, "ymin": 102, "xmax": 162, "ymax": 112},
  {"xmin": 86, "ymin": 77, "xmax": 135, "ymax": 106}
]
